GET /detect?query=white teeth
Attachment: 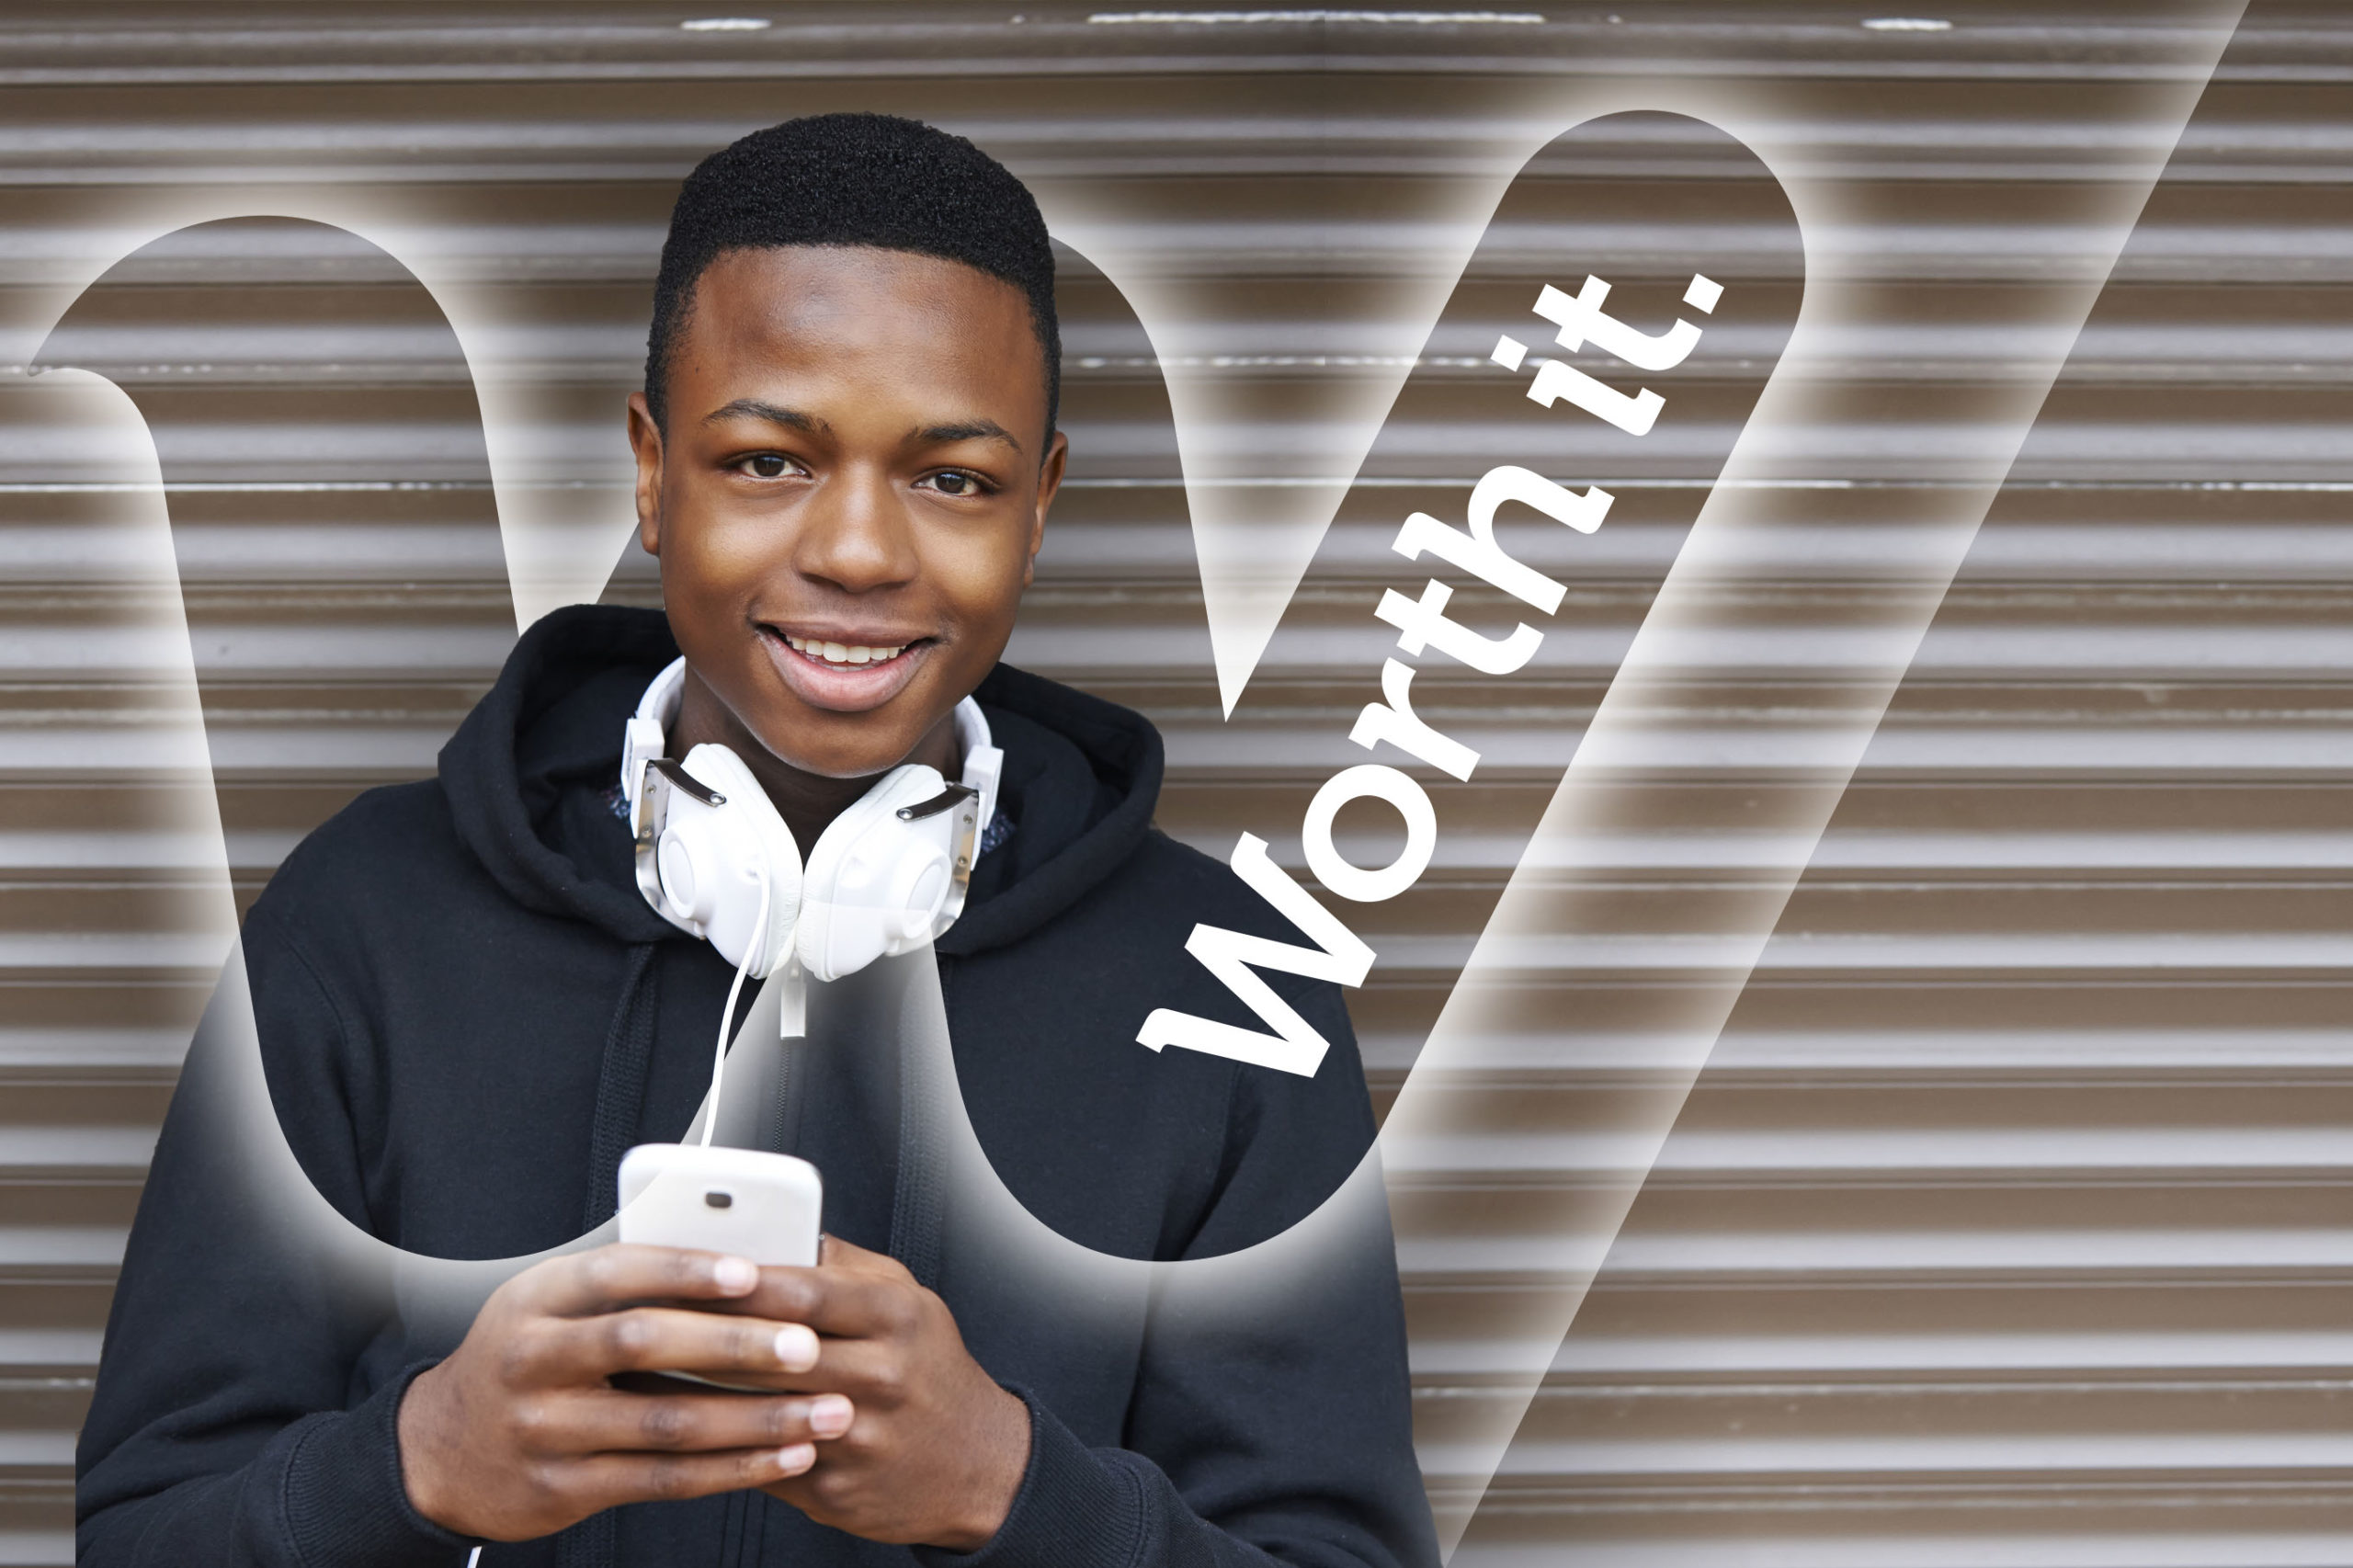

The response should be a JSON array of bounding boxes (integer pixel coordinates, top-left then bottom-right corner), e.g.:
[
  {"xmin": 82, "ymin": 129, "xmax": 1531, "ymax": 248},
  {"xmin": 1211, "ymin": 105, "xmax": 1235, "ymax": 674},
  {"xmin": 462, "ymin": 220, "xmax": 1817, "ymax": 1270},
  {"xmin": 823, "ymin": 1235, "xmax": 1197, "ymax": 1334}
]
[{"xmin": 784, "ymin": 633, "xmax": 907, "ymax": 667}]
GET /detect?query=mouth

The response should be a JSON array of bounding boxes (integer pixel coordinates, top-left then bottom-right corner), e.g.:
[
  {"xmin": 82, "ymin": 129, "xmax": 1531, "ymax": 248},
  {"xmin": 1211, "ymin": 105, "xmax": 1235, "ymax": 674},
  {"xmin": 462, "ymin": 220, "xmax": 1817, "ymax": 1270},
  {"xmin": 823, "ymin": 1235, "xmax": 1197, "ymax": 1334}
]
[
  {"xmin": 779, "ymin": 632, "xmax": 915, "ymax": 669},
  {"xmin": 756, "ymin": 624, "xmax": 936, "ymax": 713}
]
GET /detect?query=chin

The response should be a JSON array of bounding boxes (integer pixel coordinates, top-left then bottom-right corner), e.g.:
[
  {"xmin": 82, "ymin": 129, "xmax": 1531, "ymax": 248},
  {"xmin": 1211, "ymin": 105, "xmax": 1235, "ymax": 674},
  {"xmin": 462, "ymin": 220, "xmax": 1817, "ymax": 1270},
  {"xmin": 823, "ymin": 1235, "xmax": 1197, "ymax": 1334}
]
[{"xmin": 755, "ymin": 712, "xmax": 928, "ymax": 780}]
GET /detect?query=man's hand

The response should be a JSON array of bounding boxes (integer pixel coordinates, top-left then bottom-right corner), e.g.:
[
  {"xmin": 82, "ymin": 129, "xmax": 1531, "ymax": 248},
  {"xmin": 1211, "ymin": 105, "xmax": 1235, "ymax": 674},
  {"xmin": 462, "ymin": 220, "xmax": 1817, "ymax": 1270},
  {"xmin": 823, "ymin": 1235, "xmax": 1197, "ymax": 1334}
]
[
  {"xmin": 395, "ymin": 1244, "xmax": 852, "ymax": 1541},
  {"xmin": 742, "ymin": 1236, "xmax": 1031, "ymax": 1551}
]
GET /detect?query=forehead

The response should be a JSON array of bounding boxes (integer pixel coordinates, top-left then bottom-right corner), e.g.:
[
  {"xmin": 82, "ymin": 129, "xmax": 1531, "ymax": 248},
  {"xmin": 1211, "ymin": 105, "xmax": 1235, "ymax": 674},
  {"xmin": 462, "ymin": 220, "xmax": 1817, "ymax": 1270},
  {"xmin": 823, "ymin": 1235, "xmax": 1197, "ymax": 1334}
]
[{"xmin": 675, "ymin": 245, "xmax": 1044, "ymax": 418}]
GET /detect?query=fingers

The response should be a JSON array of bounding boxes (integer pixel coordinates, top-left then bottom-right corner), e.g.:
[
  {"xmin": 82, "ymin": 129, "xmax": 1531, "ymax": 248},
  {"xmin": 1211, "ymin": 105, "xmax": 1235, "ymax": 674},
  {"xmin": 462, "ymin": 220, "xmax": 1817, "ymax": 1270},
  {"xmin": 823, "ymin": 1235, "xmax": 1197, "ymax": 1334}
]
[
  {"xmin": 563, "ymin": 1441, "xmax": 820, "ymax": 1512},
  {"xmin": 746, "ymin": 1336, "xmax": 908, "ymax": 1405},
  {"xmin": 516, "ymin": 1244, "xmax": 760, "ymax": 1319},
  {"xmin": 733, "ymin": 1264, "xmax": 924, "ymax": 1340},
  {"xmin": 549, "ymin": 1389, "xmax": 855, "ymax": 1455},
  {"xmin": 546, "ymin": 1306, "xmax": 823, "ymax": 1382}
]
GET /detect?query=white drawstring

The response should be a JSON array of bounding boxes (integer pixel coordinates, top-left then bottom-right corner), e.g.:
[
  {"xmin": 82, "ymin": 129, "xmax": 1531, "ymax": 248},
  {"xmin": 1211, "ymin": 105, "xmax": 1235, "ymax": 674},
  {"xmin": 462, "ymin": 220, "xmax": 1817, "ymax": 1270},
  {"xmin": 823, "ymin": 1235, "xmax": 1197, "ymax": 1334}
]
[{"xmin": 699, "ymin": 863, "xmax": 771, "ymax": 1147}]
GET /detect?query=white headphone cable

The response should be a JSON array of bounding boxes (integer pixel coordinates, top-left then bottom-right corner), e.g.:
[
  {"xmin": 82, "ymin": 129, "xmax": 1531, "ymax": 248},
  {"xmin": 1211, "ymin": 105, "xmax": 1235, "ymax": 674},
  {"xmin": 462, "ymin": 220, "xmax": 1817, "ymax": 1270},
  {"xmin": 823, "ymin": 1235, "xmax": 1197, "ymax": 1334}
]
[
  {"xmin": 457, "ymin": 882, "xmax": 772, "ymax": 1568},
  {"xmin": 697, "ymin": 862, "xmax": 770, "ymax": 1148}
]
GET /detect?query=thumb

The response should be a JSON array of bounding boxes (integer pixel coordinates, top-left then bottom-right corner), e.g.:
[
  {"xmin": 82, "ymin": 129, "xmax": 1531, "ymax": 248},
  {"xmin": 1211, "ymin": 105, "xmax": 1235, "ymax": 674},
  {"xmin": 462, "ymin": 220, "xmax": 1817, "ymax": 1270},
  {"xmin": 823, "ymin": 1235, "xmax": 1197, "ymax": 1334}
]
[{"xmin": 818, "ymin": 1233, "xmax": 914, "ymax": 1281}]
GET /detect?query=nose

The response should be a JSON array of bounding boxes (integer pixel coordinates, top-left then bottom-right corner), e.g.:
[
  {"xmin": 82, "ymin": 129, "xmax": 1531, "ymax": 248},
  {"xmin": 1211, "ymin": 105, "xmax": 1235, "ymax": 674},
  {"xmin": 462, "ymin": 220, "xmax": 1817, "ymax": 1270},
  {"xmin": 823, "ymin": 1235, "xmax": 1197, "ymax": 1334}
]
[{"xmin": 792, "ymin": 461, "xmax": 919, "ymax": 594}]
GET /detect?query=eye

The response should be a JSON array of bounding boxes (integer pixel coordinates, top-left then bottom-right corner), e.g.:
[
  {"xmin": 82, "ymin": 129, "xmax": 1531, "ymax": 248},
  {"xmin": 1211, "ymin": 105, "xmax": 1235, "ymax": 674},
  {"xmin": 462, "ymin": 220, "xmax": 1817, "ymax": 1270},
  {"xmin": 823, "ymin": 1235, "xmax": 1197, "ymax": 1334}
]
[
  {"xmin": 745, "ymin": 453, "xmax": 790, "ymax": 479},
  {"xmin": 922, "ymin": 470, "xmax": 992, "ymax": 497}
]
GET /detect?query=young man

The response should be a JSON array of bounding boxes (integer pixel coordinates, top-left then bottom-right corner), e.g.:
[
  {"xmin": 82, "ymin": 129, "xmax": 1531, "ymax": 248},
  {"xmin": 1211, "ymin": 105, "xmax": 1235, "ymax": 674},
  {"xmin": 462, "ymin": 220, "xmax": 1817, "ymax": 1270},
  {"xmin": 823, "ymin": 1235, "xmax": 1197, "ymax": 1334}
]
[{"xmin": 75, "ymin": 115, "xmax": 1436, "ymax": 1568}]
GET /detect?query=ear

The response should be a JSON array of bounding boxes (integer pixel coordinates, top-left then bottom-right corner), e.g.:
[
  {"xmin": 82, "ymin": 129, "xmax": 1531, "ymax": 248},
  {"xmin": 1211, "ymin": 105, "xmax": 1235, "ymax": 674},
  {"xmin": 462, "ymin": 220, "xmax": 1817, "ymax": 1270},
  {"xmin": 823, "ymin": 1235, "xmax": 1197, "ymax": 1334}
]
[
  {"xmin": 1025, "ymin": 430, "xmax": 1067, "ymax": 588},
  {"xmin": 627, "ymin": 391, "xmax": 665, "ymax": 556}
]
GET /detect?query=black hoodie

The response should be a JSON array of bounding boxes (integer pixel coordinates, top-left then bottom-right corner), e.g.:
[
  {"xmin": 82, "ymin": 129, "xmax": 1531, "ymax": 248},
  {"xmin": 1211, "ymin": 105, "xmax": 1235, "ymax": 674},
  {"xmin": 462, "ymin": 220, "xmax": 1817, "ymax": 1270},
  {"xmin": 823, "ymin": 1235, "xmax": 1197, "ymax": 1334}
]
[{"xmin": 74, "ymin": 606, "xmax": 1438, "ymax": 1568}]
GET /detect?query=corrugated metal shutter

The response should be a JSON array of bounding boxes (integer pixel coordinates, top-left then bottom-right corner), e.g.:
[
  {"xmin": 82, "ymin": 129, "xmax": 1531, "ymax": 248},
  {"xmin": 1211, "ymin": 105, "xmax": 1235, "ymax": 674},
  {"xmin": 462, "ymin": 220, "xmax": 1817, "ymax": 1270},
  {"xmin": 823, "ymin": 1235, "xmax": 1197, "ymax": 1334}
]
[{"xmin": 4, "ymin": 5, "xmax": 2347, "ymax": 1564}]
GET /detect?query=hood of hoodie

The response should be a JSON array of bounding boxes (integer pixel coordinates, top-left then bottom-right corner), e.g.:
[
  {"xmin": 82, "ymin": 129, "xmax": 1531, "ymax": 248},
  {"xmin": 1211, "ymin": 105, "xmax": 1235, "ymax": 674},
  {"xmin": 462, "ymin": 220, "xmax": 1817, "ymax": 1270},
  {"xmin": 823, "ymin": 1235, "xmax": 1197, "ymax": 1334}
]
[{"xmin": 436, "ymin": 603, "xmax": 1165, "ymax": 959}]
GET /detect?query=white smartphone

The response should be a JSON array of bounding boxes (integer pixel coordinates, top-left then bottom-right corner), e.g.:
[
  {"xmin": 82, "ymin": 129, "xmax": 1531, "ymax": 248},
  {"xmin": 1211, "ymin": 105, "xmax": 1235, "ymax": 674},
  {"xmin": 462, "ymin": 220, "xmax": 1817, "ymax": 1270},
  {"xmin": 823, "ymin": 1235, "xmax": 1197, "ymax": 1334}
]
[
  {"xmin": 615, "ymin": 1143, "xmax": 823, "ymax": 1392},
  {"xmin": 618, "ymin": 1142, "xmax": 824, "ymax": 1267}
]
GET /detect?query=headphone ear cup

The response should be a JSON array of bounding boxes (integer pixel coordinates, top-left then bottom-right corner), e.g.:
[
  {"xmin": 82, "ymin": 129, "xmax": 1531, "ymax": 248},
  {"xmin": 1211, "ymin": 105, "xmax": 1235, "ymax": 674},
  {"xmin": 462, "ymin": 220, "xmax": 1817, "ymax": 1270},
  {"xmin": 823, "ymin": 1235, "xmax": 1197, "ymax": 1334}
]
[
  {"xmin": 799, "ymin": 764, "xmax": 950, "ymax": 982},
  {"xmin": 886, "ymin": 846, "xmax": 954, "ymax": 944},
  {"xmin": 672, "ymin": 744, "xmax": 804, "ymax": 978}
]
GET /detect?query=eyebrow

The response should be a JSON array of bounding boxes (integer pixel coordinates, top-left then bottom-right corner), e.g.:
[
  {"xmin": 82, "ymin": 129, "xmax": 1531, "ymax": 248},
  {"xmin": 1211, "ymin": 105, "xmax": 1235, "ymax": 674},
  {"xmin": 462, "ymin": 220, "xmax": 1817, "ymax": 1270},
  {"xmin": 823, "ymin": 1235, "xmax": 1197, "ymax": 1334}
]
[
  {"xmin": 915, "ymin": 418, "xmax": 1022, "ymax": 455},
  {"xmin": 699, "ymin": 402, "xmax": 1021, "ymax": 456},
  {"xmin": 701, "ymin": 398, "xmax": 830, "ymax": 435}
]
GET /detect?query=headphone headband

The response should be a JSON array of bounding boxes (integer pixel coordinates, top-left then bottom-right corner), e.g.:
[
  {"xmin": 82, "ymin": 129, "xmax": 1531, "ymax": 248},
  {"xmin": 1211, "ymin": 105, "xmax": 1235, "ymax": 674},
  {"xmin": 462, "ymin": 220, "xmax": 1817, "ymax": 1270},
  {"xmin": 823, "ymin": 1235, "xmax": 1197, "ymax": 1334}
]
[
  {"xmin": 621, "ymin": 658, "xmax": 1002, "ymax": 834},
  {"xmin": 620, "ymin": 656, "xmax": 690, "ymax": 819}
]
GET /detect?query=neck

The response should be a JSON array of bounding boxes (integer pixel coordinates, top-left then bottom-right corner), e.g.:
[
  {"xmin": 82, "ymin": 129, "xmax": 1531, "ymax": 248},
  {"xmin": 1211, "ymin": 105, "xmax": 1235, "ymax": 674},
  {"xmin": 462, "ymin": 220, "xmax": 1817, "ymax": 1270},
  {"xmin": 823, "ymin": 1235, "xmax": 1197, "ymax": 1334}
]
[{"xmin": 669, "ymin": 668, "xmax": 961, "ymax": 849}]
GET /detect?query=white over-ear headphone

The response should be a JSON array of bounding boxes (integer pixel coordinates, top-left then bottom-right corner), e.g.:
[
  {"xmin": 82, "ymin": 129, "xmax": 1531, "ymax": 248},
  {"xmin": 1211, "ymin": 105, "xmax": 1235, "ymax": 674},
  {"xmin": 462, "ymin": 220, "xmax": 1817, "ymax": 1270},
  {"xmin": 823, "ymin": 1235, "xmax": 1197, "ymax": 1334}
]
[{"xmin": 620, "ymin": 657, "xmax": 1004, "ymax": 984}]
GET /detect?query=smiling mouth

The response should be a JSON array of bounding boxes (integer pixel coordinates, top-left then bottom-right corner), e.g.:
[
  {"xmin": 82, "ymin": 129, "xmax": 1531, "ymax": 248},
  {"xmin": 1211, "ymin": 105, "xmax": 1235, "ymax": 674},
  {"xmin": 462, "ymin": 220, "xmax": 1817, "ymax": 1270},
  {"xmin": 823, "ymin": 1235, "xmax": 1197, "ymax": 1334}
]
[{"xmin": 776, "ymin": 631, "xmax": 924, "ymax": 669}]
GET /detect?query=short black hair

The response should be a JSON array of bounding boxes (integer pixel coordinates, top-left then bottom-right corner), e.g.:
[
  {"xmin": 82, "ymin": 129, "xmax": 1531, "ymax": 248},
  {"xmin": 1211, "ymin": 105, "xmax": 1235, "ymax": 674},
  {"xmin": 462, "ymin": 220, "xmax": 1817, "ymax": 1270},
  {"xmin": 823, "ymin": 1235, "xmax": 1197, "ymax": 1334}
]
[{"xmin": 645, "ymin": 113, "xmax": 1059, "ymax": 444}]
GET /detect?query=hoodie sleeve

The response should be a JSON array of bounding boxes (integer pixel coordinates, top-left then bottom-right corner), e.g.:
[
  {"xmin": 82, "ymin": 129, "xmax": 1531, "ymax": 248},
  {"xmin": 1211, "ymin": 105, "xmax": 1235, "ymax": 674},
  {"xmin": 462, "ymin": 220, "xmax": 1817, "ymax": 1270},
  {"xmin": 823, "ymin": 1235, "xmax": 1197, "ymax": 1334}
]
[
  {"xmin": 74, "ymin": 912, "xmax": 478, "ymax": 1568},
  {"xmin": 918, "ymin": 983, "xmax": 1437, "ymax": 1568}
]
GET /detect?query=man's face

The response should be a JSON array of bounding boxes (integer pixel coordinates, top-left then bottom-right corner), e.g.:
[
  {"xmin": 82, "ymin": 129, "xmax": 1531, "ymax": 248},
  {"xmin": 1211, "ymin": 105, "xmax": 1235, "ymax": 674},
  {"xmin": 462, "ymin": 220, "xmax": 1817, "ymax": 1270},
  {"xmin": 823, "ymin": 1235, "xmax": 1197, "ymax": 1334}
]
[{"xmin": 629, "ymin": 244, "xmax": 1064, "ymax": 779}]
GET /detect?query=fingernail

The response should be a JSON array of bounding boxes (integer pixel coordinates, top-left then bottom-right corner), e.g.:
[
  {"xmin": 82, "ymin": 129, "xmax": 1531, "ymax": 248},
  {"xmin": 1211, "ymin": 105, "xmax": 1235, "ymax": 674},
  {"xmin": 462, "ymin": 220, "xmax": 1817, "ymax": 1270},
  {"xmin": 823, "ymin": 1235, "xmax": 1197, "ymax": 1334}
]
[
  {"xmin": 777, "ymin": 1443, "xmax": 814, "ymax": 1474},
  {"xmin": 810, "ymin": 1394, "xmax": 853, "ymax": 1437},
  {"xmin": 714, "ymin": 1256, "xmax": 758, "ymax": 1293},
  {"xmin": 774, "ymin": 1324, "xmax": 818, "ymax": 1370}
]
